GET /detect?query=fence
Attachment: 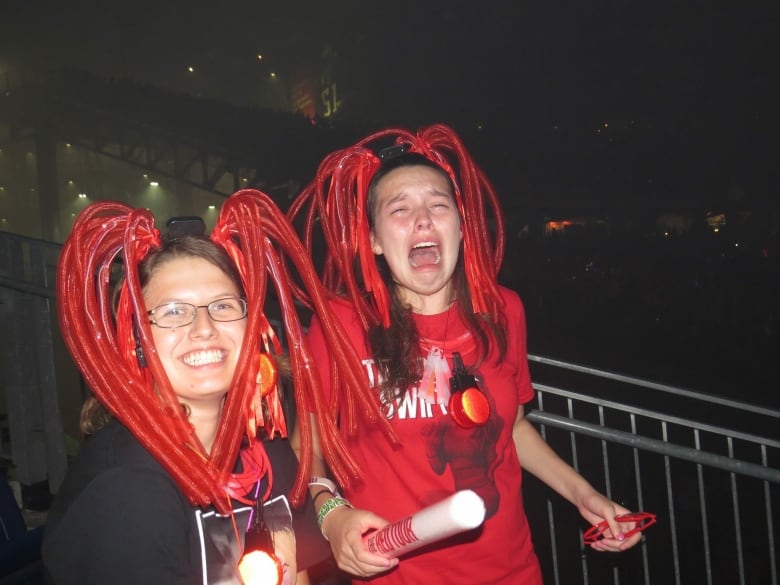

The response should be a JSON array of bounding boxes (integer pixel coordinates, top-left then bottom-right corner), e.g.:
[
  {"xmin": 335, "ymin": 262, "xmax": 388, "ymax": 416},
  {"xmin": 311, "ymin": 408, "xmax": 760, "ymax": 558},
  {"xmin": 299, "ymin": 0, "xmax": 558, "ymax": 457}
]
[{"xmin": 525, "ymin": 355, "xmax": 779, "ymax": 585}]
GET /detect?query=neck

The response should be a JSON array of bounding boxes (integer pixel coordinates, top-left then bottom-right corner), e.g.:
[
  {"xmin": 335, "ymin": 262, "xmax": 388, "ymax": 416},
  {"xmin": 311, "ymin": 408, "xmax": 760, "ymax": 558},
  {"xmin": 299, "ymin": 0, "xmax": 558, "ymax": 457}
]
[
  {"xmin": 184, "ymin": 398, "xmax": 224, "ymax": 455},
  {"xmin": 399, "ymin": 284, "xmax": 455, "ymax": 315}
]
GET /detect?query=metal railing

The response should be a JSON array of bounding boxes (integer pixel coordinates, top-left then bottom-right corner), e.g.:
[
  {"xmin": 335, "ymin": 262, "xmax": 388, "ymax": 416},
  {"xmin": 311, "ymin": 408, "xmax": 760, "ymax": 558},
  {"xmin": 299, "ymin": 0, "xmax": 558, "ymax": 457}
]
[{"xmin": 525, "ymin": 355, "xmax": 779, "ymax": 585}]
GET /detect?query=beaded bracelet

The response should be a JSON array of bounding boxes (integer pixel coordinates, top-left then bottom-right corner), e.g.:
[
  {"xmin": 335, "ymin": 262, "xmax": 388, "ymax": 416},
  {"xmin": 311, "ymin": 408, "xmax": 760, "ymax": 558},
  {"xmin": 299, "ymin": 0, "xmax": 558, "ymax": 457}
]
[{"xmin": 317, "ymin": 497, "xmax": 352, "ymax": 532}]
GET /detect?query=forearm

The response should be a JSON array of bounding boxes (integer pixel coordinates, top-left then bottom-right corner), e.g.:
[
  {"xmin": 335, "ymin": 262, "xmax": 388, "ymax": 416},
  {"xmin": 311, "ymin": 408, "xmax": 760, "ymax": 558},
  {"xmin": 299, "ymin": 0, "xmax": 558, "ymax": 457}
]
[{"xmin": 513, "ymin": 412, "xmax": 594, "ymax": 506}]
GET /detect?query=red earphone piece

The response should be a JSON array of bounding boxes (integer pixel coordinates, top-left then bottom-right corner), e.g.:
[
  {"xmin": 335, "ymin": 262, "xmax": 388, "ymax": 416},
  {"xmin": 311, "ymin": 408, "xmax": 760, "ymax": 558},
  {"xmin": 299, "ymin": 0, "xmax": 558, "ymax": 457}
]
[{"xmin": 448, "ymin": 352, "xmax": 490, "ymax": 428}]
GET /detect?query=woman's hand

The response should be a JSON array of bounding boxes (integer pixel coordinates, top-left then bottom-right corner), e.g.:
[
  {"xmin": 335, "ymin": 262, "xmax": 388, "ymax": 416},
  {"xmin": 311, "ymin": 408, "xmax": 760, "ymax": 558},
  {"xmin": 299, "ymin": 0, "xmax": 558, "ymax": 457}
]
[
  {"xmin": 322, "ymin": 506, "xmax": 400, "ymax": 577},
  {"xmin": 577, "ymin": 491, "xmax": 642, "ymax": 552}
]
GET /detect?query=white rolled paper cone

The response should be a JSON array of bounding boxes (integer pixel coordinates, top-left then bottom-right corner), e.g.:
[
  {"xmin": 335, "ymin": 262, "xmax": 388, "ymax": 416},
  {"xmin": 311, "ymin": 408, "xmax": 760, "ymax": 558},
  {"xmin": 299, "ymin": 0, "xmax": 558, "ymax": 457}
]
[{"xmin": 364, "ymin": 489, "xmax": 486, "ymax": 558}]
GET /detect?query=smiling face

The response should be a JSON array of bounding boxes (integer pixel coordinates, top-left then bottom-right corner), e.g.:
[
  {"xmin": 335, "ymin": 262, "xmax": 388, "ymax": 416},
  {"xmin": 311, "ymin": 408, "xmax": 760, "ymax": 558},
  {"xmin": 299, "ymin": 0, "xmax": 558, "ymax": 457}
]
[
  {"xmin": 369, "ymin": 164, "xmax": 462, "ymax": 314},
  {"xmin": 143, "ymin": 255, "xmax": 246, "ymax": 407}
]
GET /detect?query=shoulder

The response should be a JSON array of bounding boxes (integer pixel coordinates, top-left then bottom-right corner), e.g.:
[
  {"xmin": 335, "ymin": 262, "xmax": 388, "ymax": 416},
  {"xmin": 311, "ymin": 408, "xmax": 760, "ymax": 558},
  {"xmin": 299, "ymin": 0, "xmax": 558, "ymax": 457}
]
[
  {"xmin": 309, "ymin": 295, "xmax": 364, "ymax": 335},
  {"xmin": 46, "ymin": 420, "xmax": 187, "ymax": 536},
  {"xmin": 498, "ymin": 285, "xmax": 525, "ymax": 316}
]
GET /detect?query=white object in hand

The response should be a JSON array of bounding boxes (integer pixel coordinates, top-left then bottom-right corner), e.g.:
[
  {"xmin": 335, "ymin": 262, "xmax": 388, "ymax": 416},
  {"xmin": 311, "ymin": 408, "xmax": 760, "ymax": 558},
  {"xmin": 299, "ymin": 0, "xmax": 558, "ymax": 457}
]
[{"xmin": 364, "ymin": 489, "xmax": 486, "ymax": 558}]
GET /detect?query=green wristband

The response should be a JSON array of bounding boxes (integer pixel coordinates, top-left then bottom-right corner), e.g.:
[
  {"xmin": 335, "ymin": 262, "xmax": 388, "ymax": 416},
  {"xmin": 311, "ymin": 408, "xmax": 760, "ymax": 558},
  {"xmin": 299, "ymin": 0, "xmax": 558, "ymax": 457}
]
[{"xmin": 317, "ymin": 496, "xmax": 351, "ymax": 531}]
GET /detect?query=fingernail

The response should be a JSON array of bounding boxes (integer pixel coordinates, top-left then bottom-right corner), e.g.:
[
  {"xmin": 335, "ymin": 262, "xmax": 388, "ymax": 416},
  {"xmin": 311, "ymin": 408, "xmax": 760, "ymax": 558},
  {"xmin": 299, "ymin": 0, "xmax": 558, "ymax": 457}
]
[{"xmin": 616, "ymin": 532, "xmax": 625, "ymax": 541}]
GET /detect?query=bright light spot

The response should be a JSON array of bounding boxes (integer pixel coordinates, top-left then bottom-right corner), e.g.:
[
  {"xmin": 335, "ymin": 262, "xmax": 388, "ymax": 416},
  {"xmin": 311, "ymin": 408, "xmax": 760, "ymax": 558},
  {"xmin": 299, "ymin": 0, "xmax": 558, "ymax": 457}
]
[
  {"xmin": 143, "ymin": 174, "xmax": 149, "ymax": 179},
  {"xmin": 604, "ymin": 122, "xmax": 609, "ymax": 128},
  {"xmin": 78, "ymin": 193, "xmax": 87, "ymax": 199},
  {"xmin": 713, "ymin": 227, "xmax": 720, "ymax": 233},
  {"xmin": 149, "ymin": 181, "xmax": 159, "ymax": 187},
  {"xmin": 208, "ymin": 205, "xmax": 216, "ymax": 210},
  {"xmin": 734, "ymin": 242, "xmax": 740, "ymax": 247},
  {"xmin": 65, "ymin": 143, "xmax": 72, "ymax": 148},
  {"xmin": 664, "ymin": 231, "xmax": 669, "ymax": 237},
  {"xmin": 270, "ymin": 72, "xmax": 277, "ymax": 78},
  {"xmin": 187, "ymin": 66, "xmax": 195, "ymax": 73},
  {"xmin": 238, "ymin": 550, "xmax": 281, "ymax": 585},
  {"xmin": 0, "ymin": 186, "xmax": 4, "ymax": 191},
  {"xmin": 1, "ymin": 218, "xmax": 6, "ymax": 223},
  {"xmin": 241, "ymin": 177, "xmax": 248, "ymax": 183},
  {"xmin": 257, "ymin": 54, "xmax": 263, "ymax": 61},
  {"xmin": 67, "ymin": 180, "xmax": 74, "ymax": 185}
]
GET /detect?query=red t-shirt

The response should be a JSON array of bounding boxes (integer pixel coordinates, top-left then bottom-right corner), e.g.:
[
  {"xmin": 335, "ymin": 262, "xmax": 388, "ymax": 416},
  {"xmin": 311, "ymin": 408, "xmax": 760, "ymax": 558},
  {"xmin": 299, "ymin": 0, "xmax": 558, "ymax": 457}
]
[{"xmin": 307, "ymin": 286, "xmax": 543, "ymax": 584}]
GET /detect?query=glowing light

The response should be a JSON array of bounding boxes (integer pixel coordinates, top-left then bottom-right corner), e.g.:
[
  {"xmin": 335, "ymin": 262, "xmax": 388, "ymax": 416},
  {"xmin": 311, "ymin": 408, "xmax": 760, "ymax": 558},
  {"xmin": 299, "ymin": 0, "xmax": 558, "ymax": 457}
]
[
  {"xmin": 149, "ymin": 181, "xmax": 159, "ymax": 187},
  {"xmin": 257, "ymin": 54, "xmax": 263, "ymax": 61},
  {"xmin": 67, "ymin": 180, "xmax": 74, "ymax": 185},
  {"xmin": 270, "ymin": 72, "xmax": 277, "ymax": 78},
  {"xmin": 208, "ymin": 205, "xmax": 216, "ymax": 210},
  {"xmin": 78, "ymin": 193, "xmax": 87, "ymax": 199},
  {"xmin": 187, "ymin": 66, "xmax": 195, "ymax": 73},
  {"xmin": 238, "ymin": 550, "xmax": 281, "ymax": 585}
]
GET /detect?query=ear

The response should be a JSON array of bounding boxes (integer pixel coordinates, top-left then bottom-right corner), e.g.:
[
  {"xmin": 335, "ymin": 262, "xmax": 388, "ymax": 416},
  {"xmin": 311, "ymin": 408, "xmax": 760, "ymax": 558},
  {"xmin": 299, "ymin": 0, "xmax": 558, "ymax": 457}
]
[{"xmin": 370, "ymin": 231, "xmax": 383, "ymax": 255}]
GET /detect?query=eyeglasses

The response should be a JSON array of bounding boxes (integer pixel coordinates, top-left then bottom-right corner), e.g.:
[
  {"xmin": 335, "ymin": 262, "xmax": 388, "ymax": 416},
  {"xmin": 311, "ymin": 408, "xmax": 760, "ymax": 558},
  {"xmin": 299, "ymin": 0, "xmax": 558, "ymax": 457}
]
[
  {"xmin": 582, "ymin": 512, "xmax": 657, "ymax": 545},
  {"xmin": 147, "ymin": 297, "xmax": 247, "ymax": 329}
]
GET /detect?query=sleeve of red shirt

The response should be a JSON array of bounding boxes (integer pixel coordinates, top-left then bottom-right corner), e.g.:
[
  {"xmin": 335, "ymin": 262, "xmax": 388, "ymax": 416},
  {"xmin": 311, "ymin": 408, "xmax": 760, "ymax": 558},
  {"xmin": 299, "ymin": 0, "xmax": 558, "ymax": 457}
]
[{"xmin": 501, "ymin": 287, "xmax": 535, "ymax": 405}]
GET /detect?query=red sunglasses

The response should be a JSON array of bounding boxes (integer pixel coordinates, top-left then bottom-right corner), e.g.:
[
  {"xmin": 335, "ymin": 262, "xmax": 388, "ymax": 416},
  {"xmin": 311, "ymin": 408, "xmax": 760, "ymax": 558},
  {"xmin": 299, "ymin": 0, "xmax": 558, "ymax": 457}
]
[{"xmin": 583, "ymin": 512, "xmax": 657, "ymax": 545}]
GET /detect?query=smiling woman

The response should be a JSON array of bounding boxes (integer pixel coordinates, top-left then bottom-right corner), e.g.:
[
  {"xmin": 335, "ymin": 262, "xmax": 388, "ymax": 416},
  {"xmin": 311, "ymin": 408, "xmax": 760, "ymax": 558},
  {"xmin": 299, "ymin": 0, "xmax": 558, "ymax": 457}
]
[{"xmin": 42, "ymin": 190, "xmax": 372, "ymax": 584}]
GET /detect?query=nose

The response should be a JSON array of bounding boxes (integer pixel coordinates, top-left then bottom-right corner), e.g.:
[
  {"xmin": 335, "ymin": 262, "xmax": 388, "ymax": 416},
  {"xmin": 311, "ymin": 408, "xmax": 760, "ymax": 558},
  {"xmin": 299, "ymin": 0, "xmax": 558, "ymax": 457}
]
[
  {"xmin": 189, "ymin": 306, "xmax": 218, "ymax": 337},
  {"xmin": 414, "ymin": 208, "xmax": 433, "ymax": 230}
]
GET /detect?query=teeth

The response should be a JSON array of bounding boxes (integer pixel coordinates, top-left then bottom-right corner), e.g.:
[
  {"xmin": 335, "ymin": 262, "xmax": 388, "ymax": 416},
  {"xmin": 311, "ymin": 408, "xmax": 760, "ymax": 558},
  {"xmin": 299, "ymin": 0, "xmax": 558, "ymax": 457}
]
[
  {"xmin": 413, "ymin": 241, "xmax": 436, "ymax": 249},
  {"xmin": 183, "ymin": 350, "xmax": 225, "ymax": 366}
]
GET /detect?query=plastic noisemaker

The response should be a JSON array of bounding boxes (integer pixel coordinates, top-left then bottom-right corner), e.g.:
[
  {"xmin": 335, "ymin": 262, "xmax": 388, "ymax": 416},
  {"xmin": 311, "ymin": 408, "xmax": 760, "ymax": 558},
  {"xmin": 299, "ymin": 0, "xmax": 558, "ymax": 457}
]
[
  {"xmin": 448, "ymin": 352, "xmax": 490, "ymax": 428},
  {"xmin": 582, "ymin": 512, "xmax": 657, "ymax": 545}
]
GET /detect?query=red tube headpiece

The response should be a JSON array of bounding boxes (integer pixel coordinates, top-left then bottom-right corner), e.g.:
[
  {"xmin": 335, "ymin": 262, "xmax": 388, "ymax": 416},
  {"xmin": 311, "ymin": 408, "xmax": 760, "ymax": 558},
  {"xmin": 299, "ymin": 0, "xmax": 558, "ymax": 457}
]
[
  {"xmin": 57, "ymin": 189, "xmax": 376, "ymax": 510},
  {"xmin": 288, "ymin": 123, "xmax": 506, "ymax": 330}
]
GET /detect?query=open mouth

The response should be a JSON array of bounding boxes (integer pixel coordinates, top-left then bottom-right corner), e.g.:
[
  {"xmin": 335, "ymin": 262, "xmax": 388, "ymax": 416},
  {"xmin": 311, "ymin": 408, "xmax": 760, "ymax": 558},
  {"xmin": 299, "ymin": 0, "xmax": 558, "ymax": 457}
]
[
  {"xmin": 409, "ymin": 242, "xmax": 441, "ymax": 267},
  {"xmin": 182, "ymin": 349, "xmax": 226, "ymax": 366}
]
